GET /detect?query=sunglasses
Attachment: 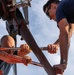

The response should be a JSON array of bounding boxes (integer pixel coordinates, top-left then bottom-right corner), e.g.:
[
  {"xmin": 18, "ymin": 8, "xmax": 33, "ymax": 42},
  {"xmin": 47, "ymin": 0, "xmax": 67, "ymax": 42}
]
[{"xmin": 45, "ymin": 5, "xmax": 51, "ymax": 16}]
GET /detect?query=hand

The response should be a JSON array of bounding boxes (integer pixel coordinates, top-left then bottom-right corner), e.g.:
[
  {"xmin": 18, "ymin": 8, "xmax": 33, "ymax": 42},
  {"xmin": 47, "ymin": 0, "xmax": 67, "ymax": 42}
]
[
  {"xmin": 22, "ymin": 55, "xmax": 32, "ymax": 66},
  {"xmin": 53, "ymin": 64, "xmax": 67, "ymax": 74},
  {"xmin": 47, "ymin": 44, "xmax": 58, "ymax": 54},
  {"xmin": 19, "ymin": 44, "xmax": 31, "ymax": 56}
]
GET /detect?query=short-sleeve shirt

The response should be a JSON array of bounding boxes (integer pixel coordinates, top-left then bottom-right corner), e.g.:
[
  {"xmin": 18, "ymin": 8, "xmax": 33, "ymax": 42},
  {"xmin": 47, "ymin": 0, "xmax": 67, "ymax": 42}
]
[{"xmin": 56, "ymin": 0, "xmax": 74, "ymax": 23}]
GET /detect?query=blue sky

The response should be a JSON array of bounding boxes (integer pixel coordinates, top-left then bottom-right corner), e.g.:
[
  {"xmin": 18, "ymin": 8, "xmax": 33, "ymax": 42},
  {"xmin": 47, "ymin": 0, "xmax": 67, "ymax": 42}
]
[{"xmin": 0, "ymin": 0, "xmax": 74, "ymax": 75}]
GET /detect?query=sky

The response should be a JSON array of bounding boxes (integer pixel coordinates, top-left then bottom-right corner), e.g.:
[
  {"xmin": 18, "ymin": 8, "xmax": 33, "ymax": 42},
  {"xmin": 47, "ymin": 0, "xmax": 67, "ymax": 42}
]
[{"xmin": 0, "ymin": 0, "xmax": 74, "ymax": 75}]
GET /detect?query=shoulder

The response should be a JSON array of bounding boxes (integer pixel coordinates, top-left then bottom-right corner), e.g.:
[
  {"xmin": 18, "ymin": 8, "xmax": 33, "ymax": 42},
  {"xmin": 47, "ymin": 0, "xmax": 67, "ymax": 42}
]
[{"xmin": 56, "ymin": 1, "xmax": 67, "ymax": 23}]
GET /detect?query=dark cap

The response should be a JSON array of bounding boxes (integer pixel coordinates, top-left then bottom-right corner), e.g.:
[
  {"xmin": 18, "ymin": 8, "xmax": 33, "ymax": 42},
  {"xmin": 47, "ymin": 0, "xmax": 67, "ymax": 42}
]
[{"xmin": 43, "ymin": 0, "xmax": 60, "ymax": 13}]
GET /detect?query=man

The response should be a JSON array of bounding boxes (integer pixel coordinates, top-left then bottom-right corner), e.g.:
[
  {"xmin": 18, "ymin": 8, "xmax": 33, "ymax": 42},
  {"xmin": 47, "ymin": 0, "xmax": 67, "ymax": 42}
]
[
  {"xmin": 0, "ymin": 35, "xmax": 32, "ymax": 75},
  {"xmin": 43, "ymin": 0, "xmax": 74, "ymax": 74}
]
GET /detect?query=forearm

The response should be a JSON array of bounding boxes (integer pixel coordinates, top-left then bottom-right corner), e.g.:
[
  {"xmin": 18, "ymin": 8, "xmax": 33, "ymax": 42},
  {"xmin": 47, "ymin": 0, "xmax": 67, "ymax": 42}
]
[
  {"xmin": 59, "ymin": 32, "xmax": 70, "ymax": 64},
  {"xmin": 0, "ymin": 51, "xmax": 26, "ymax": 64},
  {"xmin": 54, "ymin": 39, "xmax": 59, "ymax": 46},
  {"xmin": 69, "ymin": 24, "xmax": 74, "ymax": 38}
]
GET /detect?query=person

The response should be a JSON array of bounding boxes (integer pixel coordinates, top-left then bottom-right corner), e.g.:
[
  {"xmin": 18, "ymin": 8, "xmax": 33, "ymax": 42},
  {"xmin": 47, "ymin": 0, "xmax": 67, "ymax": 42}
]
[
  {"xmin": 0, "ymin": 35, "xmax": 32, "ymax": 75},
  {"xmin": 43, "ymin": 0, "xmax": 74, "ymax": 74}
]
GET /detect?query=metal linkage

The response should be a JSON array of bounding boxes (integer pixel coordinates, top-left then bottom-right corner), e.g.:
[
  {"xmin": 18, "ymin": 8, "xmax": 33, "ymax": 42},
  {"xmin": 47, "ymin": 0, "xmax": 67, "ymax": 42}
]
[
  {"xmin": 15, "ymin": 0, "xmax": 32, "ymax": 8},
  {"xmin": 30, "ymin": 61, "xmax": 43, "ymax": 67},
  {"xmin": 0, "ymin": 47, "xmax": 48, "ymax": 51},
  {"xmin": 7, "ymin": 0, "xmax": 31, "ymax": 9}
]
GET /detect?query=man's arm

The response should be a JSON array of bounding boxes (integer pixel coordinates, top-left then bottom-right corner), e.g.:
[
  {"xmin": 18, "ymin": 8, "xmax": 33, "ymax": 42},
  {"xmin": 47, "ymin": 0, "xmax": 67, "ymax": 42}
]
[
  {"xmin": 0, "ymin": 51, "xmax": 32, "ymax": 65},
  {"xmin": 52, "ymin": 18, "xmax": 70, "ymax": 74},
  {"xmin": 69, "ymin": 24, "xmax": 74, "ymax": 38},
  {"xmin": 58, "ymin": 18, "xmax": 70, "ymax": 64},
  {"xmin": 54, "ymin": 39, "xmax": 59, "ymax": 46}
]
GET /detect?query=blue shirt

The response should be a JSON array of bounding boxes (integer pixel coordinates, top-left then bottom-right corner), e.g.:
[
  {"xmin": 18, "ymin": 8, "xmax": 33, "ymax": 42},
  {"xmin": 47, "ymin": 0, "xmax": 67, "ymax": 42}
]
[
  {"xmin": 56, "ymin": 0, "xmax": 74, "ymax": 23},
  {"xmin": 0, "ymin": 60, "xmax": 12, "ymax": 75}
]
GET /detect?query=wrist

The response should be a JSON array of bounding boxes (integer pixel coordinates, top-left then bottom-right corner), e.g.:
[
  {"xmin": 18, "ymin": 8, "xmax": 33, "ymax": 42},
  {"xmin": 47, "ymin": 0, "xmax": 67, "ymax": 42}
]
[
  {"xmin": 21, "ymin": 57, "xmax": 27, "ymax": 65},
  {"xmin": 60, "ymin": 59, "xmax": 67, "ymax": 64}
]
